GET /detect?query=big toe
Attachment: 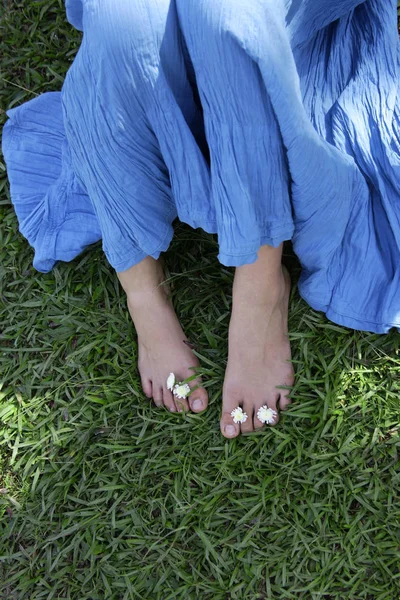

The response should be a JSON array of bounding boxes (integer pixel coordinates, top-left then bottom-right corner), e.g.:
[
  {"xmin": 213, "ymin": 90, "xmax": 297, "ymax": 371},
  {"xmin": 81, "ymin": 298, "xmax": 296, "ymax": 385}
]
[
  {"xmin": 220, "ymin": 395, "xmax": 241, "ymax": 439},
  {"xmin": 189, "ymin": 384, "xmax": 208, "ymax": 413}
]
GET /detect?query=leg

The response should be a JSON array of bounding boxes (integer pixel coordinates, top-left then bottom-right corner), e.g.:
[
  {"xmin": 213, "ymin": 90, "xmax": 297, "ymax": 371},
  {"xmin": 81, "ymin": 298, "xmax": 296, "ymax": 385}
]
[
  {"xmin": 176, "ymin": 0, "xmax": 294, "ymax": 266},
  {"xmin": 62, "ymin": 0, "xmax": 178, "ymax": 271},
  {"xmin": 62, "ymin": 0, "xmax": 208, "ymax": 412},
  {"xmin": 177, "ymin": 0, "xmax": 295, "ymax": 435}
]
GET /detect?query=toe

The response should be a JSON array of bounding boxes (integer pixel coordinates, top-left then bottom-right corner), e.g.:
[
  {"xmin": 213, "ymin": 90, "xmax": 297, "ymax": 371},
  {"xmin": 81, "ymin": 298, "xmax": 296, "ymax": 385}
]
[
  {"xmin": 279, "ymin": 391, "xmax": 292, "ymax": 411},
  {"xmin": 240, "ymin": 401, "xmax": 255, "ymax": 434},
  {"xmin": 152, "ymin": 386, "xmax": 164, "ymax": 408},
  {"xmin": 279, "ymin": 367, "xmax": 295, "ymax": 411},
  {"xmin": 173, "ymin": 393, "xmax": 190, "ymax": 413},
  {"xmin": 162, "ymin": 389, "xmax": 177, "ymax": 412},
  {"xmin": 188, "ymin": 384, "xmax": 208, "ymax": 413},
  {"xmin": 267, "ymin": 397, "xmax": 280, "ymax": 426},
  {"xmin": 253, "ymin": 407, "xmax": 265, "ymax": 430},
  {"xmin": 141, "ymin": 377, "xmax": 153, "ymax": 400},
  {"xmin": 220, "ymin": 394, "xmax": 241, "ymax": 438},
  {"xmin": 278, "ymin": 375, "xmax": 294, "ymax": 411},
  {"xmin": 221, "ymin": 419, "xmax": 240, "ymax": 439}
]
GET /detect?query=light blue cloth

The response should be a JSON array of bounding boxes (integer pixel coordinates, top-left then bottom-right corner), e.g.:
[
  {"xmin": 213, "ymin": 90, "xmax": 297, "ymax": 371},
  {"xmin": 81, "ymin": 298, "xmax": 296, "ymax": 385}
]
[{"xmin": 2, "ymin": 0, "xmax": 400, "ymax": 333}]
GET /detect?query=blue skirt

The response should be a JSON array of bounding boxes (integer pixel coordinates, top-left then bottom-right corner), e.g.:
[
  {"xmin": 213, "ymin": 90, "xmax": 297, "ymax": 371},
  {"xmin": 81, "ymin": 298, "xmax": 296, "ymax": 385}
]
[{"xmin": 2, "ymin": 0, "xmax": 400, "ymax": 333}]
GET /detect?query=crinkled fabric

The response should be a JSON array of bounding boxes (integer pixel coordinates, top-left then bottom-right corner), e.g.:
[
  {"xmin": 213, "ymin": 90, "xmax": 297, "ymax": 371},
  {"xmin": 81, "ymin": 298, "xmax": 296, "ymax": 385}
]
[
  {"xmin": 2, "ymin": 0, "xmax": 400, "ymax": 333},
  {"xmin": 65, "ymin": 0, "xmax": 83, "ymax": 31}
]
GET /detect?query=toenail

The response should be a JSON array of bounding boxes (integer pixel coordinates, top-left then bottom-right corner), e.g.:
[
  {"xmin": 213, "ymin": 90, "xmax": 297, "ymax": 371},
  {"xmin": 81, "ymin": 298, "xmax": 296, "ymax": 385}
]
[
  {"xmin": 192, "ymin": 399, "xmax": 203, "ymax": 410},
  {"xmin": 225, "ymin": 425, "xmax": 236, "ymax": 436}
]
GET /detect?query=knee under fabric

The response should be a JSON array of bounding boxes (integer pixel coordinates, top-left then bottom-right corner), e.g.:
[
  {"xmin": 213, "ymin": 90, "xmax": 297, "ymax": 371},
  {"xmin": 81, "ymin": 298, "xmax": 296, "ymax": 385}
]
[{"xmin": 2, "ymin": 0, "xmax": 400, "ymax": 333}]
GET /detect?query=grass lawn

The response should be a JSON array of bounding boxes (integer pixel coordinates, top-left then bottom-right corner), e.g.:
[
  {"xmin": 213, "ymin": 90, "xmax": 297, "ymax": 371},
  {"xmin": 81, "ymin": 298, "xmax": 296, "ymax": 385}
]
[{"xmin": 1, "ymin": 1, "xmax": 400, "ymax": 598}]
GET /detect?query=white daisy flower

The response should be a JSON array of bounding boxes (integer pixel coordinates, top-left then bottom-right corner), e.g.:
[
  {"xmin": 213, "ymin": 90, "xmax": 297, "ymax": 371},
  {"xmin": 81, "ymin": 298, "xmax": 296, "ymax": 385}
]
[
  {"xmin": 173, "ymin": 383, "xmax": 191, "ymax": 399},
  {"xmin": 166, "ymin": 373, "xmax": 176, "ymax": 391},
  {"xmin": 231, "ymin": 407, "xmax": 248, "ymax": 424},
  {"xmin": 257, "ymin": 405, "xmax": 277, "ymax": 425}
]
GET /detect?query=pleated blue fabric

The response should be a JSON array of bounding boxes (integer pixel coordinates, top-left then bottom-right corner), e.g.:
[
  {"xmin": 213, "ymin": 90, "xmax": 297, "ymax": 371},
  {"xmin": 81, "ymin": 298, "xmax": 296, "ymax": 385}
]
[{"xmin": 2, "ymin": 0, "xmax": 400, "ymax": 333}]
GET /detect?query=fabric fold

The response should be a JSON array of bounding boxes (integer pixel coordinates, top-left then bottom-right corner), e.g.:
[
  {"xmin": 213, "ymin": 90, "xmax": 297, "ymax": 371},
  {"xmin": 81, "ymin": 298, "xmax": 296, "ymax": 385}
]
[
  {"xmin": 2, "ymin": 92, "xmax": 101, "ymax": 272},
  {"xmin": 2, "ymin": 0, "xmax": 400, "ymax": 333}
]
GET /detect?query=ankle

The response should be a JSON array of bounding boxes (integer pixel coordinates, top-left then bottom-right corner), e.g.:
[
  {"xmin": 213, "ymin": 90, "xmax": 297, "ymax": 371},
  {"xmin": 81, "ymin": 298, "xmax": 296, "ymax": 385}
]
[
  {"xmin": 127, "ymin": 279, "xmax": 171, "ymax": 313},
  {"xmin": 117, "ymin": 256, "xmax": 167, "ymax": 295},
  {"xmin": 232, "ymin": 264, "xmax": 286, "ymax": 309}
]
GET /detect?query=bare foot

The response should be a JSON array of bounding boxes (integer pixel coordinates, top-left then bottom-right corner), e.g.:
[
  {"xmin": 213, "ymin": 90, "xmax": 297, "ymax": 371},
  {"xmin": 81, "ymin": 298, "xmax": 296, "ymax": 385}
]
[
  {"xmin": 118, "ymin": 257, "xmax": 208, "ymax": 413},
  {"xmin": 221, "ymin": 263, "xmax": 294, "ymax": 437}
]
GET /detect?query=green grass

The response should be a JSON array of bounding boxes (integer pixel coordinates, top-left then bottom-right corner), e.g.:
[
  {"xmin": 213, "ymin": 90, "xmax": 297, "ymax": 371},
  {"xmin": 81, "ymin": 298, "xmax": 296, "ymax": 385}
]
[{"xmin": 1, "ymin": 2, "xmax": 400, "ymax": 598}]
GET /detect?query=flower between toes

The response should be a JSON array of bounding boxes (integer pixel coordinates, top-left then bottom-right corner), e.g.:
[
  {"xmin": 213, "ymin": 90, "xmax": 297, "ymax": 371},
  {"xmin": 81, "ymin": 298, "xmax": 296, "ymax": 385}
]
[
  {"xmin": 257, "ymin": 405, "xmax": 277, "ymax": 424},
  {"xmin": 173, "ymin": 383, "xmax": 191, "ymax": 400},
  {"xmin": 231, "ymin": 407, "xmax": 248, "ymax": 424},
  {"xmin": 166, "ymin": 373, "xmax": 192, "ymax": 401}
]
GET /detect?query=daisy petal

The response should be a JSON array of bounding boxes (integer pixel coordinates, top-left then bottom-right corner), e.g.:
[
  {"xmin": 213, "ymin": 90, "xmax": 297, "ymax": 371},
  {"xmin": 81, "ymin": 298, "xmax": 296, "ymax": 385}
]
[{"xmin": 166, "ymin": 373, "xmax": 175, "ymax": 391}]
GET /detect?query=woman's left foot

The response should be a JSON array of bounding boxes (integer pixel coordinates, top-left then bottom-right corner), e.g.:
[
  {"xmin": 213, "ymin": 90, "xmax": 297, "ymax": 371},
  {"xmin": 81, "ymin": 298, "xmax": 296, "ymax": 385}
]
[{"xmin": 221, "ymin": 263, "xmax": 294, "ymax": 438}]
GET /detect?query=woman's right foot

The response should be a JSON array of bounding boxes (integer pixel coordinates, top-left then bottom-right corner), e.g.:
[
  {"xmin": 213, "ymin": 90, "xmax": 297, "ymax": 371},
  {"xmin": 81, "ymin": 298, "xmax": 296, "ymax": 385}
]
[{"xmin": 118, "ymin": 257, "xmax": 208, "ymax": 413}]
